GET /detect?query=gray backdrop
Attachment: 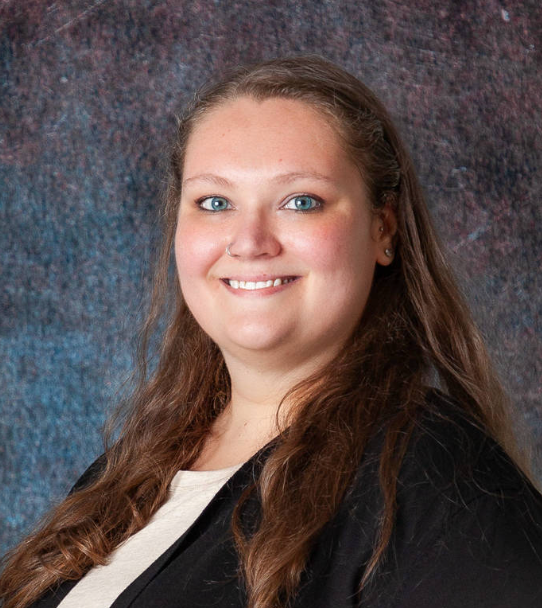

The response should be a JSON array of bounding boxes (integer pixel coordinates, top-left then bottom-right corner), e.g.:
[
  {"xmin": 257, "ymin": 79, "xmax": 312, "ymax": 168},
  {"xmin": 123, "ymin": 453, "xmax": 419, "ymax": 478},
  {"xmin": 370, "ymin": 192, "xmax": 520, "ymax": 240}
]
[{"xmin": 1, "ymin": 0, "xmax": 541, "ymax": 555}]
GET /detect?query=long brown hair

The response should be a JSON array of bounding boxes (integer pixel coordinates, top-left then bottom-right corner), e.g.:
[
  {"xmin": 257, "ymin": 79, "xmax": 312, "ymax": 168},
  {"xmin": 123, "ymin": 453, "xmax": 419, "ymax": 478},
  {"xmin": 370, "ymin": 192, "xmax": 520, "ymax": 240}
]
[{"xmin": 0, "ymin": 55, "xmax": 517, "ymax": 608}]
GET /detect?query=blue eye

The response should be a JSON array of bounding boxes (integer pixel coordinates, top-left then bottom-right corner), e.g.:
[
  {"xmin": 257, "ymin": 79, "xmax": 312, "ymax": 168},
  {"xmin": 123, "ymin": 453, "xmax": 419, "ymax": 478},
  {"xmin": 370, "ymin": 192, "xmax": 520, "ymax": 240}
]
[
  {"xmin": 284, "ymin": 195, "xmax": 321, "ymax": 211},
  {"xmin": 199, "ymin": 196, "xmax": 230, "ymax": 211}
]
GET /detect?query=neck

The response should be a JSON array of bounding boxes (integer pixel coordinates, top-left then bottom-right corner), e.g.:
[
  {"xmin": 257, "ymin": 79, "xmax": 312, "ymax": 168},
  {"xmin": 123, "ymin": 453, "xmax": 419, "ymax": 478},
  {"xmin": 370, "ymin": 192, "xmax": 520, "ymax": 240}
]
[
  {"xmin": 222, "ymin": 345, "xmax": 337, "ymax": 431},
  {"xmin": 192, "ymin": 345, "xmax": 339, "ymax": 471}
]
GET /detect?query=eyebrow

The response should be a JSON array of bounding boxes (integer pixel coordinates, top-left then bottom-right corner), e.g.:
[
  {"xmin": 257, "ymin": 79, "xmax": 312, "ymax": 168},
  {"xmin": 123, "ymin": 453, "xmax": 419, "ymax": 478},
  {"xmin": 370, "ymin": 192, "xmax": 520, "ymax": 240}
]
[{"xmin": 182, "ymin": 171, "xmax": 335, "ymax": 189}]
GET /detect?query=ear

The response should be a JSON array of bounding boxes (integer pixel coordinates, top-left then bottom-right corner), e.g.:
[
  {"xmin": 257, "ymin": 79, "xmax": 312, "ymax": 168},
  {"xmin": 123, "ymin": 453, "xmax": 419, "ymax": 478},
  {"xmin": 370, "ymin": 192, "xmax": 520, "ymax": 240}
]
[{"xmin": 372, "ymin": 202, "xmax": 398, "ymax": 266}]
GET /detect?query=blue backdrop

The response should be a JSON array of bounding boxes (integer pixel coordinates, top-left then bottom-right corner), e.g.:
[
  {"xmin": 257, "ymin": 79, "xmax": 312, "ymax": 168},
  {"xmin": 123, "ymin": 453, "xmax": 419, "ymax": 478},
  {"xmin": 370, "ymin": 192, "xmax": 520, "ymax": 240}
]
[{"xmin": 1, "ymin": 0, "xmax": 541, "ymax": 555}]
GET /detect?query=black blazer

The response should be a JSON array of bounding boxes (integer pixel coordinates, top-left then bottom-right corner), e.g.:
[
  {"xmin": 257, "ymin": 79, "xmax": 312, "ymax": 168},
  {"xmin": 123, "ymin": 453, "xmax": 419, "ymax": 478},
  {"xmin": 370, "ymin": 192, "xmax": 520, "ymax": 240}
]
[{"xmin": 32, "ymin": 392, "xmax": 542, "ymax": 607}]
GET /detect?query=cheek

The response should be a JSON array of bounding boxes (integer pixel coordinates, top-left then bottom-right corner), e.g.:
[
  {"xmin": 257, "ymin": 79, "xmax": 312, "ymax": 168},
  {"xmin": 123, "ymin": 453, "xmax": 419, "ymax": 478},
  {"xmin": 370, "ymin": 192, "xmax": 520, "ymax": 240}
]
[
  {"xmin": 292, "ymin": 215, "xmax": 373, "ymax": 275},
  {"xmin": 174, "ymin": 222, "xmax": 221, "ymax": 282}
]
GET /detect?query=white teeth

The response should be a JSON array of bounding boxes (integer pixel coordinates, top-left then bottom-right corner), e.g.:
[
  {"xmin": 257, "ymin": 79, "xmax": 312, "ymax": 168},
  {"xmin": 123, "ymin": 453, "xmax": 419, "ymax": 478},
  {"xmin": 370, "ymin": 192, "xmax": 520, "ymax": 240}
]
[{"xmin": 227, "ymin": 278, "xmax": 294, "ymax": 290}]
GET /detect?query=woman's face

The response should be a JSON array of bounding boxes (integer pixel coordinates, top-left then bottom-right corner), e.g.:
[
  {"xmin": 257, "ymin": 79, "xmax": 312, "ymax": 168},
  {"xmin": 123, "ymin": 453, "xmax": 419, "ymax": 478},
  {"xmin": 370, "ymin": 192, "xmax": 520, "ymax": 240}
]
[{"xmin": 175, "ymin": 96, "xmax": 393, "ymax": 368}]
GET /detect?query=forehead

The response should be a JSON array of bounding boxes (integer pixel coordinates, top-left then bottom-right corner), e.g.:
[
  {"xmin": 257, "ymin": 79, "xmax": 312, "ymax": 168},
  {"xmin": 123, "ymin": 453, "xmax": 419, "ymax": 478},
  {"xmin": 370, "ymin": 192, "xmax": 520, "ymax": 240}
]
[{"xmin": 182, "ymin": 96, "xmax": 352, "ymax": 179}]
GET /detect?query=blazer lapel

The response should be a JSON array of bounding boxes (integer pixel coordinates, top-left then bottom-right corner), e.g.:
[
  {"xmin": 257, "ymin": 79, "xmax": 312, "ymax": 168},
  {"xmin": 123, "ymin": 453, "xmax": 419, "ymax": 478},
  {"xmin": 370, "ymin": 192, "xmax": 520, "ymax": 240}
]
[{"xmin": 110, "ymin": 444, "xmax": 272, "ymax": 607}]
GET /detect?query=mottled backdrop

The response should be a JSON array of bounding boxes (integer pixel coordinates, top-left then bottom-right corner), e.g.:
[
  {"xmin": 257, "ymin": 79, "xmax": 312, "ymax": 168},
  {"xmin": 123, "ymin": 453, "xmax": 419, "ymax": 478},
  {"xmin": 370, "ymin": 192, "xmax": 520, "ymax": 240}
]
[{"xmin": 1, "ymin": 0, "xmax": 540, "ymax": 555}]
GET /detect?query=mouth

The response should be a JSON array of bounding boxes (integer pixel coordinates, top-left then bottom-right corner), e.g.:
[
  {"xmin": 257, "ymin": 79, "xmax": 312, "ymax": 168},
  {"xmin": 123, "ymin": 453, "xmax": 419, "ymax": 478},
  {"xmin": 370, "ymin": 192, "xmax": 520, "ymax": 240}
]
[{"xmin": 221, "ymin": 276, "xmax": 299, "ymax": 291}]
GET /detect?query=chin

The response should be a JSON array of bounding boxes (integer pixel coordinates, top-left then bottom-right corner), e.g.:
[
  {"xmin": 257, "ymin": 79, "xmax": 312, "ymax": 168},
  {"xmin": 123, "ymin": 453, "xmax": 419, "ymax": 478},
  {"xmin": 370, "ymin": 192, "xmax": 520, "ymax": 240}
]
[{"xmin": 218, "ymin": 324, "xmax": 294, "ymax": 355}]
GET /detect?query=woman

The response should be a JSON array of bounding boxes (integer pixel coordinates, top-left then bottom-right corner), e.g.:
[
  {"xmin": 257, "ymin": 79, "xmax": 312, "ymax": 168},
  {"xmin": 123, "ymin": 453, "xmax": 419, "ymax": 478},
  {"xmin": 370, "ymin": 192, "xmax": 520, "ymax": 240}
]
[{"xmin": 1, "ymin": 55, "xmax": 541, "ymax": 608}]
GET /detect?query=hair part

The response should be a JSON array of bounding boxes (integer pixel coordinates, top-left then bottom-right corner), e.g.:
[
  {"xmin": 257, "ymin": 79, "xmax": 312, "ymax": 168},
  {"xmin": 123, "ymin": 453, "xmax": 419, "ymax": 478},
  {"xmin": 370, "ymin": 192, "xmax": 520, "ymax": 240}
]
[{"xmin": 0, "ymin": 55, "xmax": 518, "ymax": 608}]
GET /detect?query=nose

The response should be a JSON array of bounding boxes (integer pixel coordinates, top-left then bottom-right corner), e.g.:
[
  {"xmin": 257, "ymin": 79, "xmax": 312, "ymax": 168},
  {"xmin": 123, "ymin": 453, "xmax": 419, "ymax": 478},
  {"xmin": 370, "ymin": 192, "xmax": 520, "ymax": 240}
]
[{"xmin": 226, "ymin": 209, "xmax": 282, "ymax": 259}]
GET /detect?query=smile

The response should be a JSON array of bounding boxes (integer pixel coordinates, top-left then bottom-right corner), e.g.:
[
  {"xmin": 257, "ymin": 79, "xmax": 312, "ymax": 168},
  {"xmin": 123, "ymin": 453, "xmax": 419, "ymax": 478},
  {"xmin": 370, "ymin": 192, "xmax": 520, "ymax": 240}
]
[{"xmin": 223, "ymin": 277, "xmax": 298, "ymax": 290}]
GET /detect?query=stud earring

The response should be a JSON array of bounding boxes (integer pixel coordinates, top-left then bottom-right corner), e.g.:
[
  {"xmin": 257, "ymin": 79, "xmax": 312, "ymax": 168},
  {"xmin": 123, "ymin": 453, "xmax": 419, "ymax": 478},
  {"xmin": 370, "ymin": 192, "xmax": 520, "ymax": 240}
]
[
  {"xmin": 379, "ymin": 226, "xmax": 384, "ymax": 233},
  {"xmin": 385, "ymin": 248, "xmax": 393, "ymax": 258}
]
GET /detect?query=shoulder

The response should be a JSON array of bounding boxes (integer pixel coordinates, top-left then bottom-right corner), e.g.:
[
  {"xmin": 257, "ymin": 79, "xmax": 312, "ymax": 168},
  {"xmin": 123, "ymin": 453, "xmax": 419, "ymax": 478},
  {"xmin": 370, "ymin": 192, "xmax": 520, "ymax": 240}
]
[
  {"xmin": 68, "ymin": 453, "xmax": 107, "ymax": 494},
  {"xmin": 360, "ymin": 389, "xmax": 542, "ymax": 607},
  {"xmin": 349, "ymin": 388, "xmax": 535, "ymax": 511},
  {"xmin": 399, "ymin": 389, "xmax": 529, "ymax": 496},
  {"xmin": 393, "ymin": 389, "xmax": 542, "ymax": 548}
]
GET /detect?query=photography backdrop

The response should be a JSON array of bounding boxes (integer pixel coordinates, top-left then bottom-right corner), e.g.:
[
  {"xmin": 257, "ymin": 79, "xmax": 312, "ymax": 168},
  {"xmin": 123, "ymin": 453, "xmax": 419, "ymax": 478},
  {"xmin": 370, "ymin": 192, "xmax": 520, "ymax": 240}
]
[{"xmin": 1, "ymin": 0, "xmax": 540, "ymax": 555}]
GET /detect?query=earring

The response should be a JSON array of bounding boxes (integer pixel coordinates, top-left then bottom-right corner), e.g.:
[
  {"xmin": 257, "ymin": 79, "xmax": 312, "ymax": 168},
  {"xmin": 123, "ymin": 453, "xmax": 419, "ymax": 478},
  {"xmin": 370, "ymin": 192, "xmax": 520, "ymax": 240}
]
[
  {"xmin": 385, "ymin": 248, "xmax": 393, "ymax": 258},
  {"xmin": 379, "ymin": 226, "xmax": 384, "ymax": 233}
]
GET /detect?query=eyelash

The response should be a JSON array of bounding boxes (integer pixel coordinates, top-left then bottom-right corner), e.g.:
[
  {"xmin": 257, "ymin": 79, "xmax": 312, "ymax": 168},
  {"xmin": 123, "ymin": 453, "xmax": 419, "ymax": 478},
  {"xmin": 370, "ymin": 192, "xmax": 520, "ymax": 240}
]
[
  {"xmin": 194, "ymin": 193, "xmax": 324, "ymax": 213},
  {"xmin": 283, "ymin": 193, "xmax": 324, "ymax": 213},
  {"xmin": 195, "ymin": 195, "xmax": 232, "ymax": 212}
]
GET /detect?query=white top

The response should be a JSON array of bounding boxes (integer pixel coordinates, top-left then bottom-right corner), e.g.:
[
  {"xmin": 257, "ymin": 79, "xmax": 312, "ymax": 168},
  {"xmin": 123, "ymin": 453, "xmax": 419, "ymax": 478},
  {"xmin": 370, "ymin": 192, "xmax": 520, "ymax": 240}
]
[{"xmin": 58, "ymin": 463, "xmax": 242, "ymax": 608}]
